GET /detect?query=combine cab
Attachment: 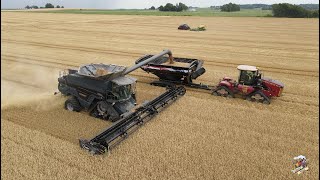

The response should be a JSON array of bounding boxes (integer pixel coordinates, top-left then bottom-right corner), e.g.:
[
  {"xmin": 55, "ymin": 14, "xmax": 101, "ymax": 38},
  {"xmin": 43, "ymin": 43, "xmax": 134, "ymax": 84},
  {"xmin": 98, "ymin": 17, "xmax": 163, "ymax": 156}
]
[{"xmin": 212, "ymin": 65, "xmax": 284, "ymax": 104}]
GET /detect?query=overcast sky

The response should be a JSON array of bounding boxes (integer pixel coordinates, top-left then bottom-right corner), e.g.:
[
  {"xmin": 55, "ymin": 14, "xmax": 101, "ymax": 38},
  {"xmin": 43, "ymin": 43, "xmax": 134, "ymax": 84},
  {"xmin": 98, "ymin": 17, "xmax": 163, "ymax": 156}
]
[{"xmin": 1, "ymin": 0, "xmax": 319, "ymax": 9}]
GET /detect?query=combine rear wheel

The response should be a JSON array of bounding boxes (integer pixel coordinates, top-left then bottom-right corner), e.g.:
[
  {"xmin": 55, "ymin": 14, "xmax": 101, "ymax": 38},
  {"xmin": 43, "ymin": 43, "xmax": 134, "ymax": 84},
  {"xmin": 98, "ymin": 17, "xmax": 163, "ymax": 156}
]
[{"xmin": 65, "ymin": 96, "xmax": 82, "ymax": 112}]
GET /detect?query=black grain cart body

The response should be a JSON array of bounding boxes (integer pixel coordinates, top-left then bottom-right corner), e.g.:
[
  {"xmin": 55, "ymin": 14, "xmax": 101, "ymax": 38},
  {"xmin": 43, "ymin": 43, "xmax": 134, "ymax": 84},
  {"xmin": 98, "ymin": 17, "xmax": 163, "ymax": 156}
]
[{"xmin": 135, "ymin": 54, "xmax": 206, "ymax": 83}]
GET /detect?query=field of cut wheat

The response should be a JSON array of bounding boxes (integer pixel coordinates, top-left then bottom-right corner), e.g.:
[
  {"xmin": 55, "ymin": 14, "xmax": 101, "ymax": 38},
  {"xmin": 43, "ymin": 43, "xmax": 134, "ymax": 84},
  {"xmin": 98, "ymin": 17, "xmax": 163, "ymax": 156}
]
[{"xmin": 1, "ymin": 12, "xmax": 319, "ymax": 179}]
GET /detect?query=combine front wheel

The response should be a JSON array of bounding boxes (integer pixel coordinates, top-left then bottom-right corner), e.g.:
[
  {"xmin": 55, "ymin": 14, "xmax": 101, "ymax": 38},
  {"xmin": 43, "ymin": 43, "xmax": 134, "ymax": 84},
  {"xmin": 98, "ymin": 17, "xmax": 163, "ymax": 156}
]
[{"xmin": 65, "ymin": 96, "xmax": 82, "ymax": 112}]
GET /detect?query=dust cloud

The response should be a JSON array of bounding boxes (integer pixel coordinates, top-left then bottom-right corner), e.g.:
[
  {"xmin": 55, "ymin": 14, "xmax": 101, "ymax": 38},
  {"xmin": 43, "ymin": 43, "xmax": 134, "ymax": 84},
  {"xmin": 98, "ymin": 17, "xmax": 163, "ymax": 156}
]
[{"xmin": 1, "ymin": 61, "xmax": 64, "ymax": 110}]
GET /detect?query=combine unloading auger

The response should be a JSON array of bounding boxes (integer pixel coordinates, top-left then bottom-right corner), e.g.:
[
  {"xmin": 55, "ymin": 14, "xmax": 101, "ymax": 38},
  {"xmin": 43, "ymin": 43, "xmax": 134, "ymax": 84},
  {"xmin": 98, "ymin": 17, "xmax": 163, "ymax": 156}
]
[{"xmin": 79, "ymin": 86, "xmax": 186, "ymax": 155}]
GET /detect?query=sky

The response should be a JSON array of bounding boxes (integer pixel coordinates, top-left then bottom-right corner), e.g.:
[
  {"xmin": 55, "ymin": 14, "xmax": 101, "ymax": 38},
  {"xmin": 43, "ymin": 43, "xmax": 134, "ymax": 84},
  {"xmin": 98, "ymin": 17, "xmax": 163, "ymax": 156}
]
[{"xmin": 1, "ymin": 0, "xmax": 319, "ymax": 9}]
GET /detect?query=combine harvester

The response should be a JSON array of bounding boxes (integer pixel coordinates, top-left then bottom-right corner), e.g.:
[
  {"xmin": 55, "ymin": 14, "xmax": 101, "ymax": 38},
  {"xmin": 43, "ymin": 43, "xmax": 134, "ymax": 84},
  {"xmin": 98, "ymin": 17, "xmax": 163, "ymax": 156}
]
[
  {"xmin": 56, "ymin": 50, "xmax": 186, "ymax": 154},
  {"xmin": 136, "ymin": 53, "xmax": 284, "ymax": 104}
]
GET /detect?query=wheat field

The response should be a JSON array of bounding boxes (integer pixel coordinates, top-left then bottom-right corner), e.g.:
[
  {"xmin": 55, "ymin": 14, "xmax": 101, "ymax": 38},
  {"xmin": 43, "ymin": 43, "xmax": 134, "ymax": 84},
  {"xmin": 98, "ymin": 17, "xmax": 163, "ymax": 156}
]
[{"xmin": 1, "ymin": 12, "xmax": 319, "ymax": 179}]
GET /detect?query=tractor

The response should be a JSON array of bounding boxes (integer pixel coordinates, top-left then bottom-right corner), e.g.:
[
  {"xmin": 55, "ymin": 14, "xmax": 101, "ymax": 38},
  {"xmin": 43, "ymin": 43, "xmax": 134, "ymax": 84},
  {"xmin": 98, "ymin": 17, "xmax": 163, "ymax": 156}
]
[{"xmin": 212, "ymin": 65, "xmax": 284, "ymax": 104}]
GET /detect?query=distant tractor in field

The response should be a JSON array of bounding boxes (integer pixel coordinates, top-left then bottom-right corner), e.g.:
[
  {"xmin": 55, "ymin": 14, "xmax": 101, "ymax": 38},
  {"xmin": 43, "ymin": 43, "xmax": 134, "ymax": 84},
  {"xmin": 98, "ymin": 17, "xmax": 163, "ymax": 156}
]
[
  {"xmin": 212, "ymin": 65, "xmax": 284, "ymax": 104},
  {"xmin": 178, "ymin": 24, "xmax": 190, "ymax": 30}
]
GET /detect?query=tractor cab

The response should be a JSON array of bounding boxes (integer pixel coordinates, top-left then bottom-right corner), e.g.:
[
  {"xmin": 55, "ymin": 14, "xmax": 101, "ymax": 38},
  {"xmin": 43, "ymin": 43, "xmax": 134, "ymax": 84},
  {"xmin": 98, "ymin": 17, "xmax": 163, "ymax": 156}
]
[{"xmin": 237, "ymin": 65, "xmax": 261, "ymax": 86}]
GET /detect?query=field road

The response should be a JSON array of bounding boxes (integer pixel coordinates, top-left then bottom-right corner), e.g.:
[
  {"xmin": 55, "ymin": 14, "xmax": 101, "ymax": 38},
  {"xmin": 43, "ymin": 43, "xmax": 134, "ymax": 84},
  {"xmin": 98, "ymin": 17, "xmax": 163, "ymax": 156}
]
[{"xmin": 1, "ymin": 12, "xmax": 319, "ymax": 179}]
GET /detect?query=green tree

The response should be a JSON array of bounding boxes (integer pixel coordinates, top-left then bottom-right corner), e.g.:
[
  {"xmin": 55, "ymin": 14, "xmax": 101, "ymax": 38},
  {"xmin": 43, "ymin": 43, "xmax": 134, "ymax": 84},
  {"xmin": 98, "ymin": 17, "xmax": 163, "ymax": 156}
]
[
  {"xmin": 312, "ymin": 10, "xmax": 319, "ymax": 18},
  {"xmin": 25, "ymin": 5, "xmax": 30, "ymax": 9},
  {"xmin": 56, "ymin": 5, "xmax": 60, "ymax": 8},
  {"xmin": 272, "ymin": 3, "xmax": 308, "ymax": 18},
  {"xmin": 45, "ymin": 3, "xmax": 54, "ymax": 8},
  {"xmin": 220, "ymin": 3, "xmax": 240, "ymax": 12},
  {"xmin": 158, "ymin": 2, "xmax": 188, "ymax": 12},
  {"xmin": 158, "ymin": 5, "xmax": 164, "ymax": 11},
  {"xmin": 177, "ymin": 2, "xmax": 188, "ymax": 11},
  {"xmin": 150, "ymin": 6, "xmax": 155, "ymax": 10},
  {"xmin": 164, "ymin": 3, "xmax": 176, "ymax": 11},
  {"xmin": 31, "ymin": 5, "xmax": 39, "ymax": 9},
  {"xmin": 61, "ymin": 6, "xmax": 64, "ymax": 8}
]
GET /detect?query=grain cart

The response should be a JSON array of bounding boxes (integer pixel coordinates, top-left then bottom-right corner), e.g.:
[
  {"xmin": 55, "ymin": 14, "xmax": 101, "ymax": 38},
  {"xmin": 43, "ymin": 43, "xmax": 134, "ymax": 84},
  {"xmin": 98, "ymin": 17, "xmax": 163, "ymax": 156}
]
[
  {"xmin": 56, "ymin": 49, "xmax": 179, "ymax": 121},
  {"xmin": 212, "ymin": 65, "xmax": 284, "ymax": 104},
  {"xmin": 135, "ymin": 54, "xmax": 211, "ymax": 90}
]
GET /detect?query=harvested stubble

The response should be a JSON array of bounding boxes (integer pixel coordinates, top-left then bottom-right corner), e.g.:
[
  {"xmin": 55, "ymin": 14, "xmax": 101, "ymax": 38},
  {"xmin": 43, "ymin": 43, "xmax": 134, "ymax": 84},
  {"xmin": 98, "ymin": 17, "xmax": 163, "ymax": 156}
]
[{"xmin": 1, "ymin": 12, "xmax": 319, "ymax": 179}]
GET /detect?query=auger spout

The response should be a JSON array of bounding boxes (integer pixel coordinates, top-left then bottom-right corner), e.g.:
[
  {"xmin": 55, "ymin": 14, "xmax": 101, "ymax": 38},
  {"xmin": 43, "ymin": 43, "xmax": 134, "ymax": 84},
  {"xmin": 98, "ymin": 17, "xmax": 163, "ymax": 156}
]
[{"xmin": 122, "ymin": 49, "xmax": 173, "ymax": 75}]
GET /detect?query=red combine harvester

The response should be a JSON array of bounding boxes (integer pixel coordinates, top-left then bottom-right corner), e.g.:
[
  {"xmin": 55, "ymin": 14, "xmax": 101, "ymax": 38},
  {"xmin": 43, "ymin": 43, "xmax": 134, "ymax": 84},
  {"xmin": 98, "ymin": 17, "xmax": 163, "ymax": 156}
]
[{"xmin": 212, "ymin": 65, "xmax": 284, "ymax": 104}]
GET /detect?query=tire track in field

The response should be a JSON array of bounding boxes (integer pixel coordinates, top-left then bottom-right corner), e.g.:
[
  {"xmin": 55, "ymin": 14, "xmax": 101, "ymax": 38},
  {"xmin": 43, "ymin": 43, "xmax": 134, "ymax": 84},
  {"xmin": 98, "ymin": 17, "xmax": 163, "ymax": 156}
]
[
  {"xmin": 2, "ymin": 39, "xmax": 143, "ymax": 57},
  {"xmin": 5, "ymin": 29, "xmax": 319, "ymax": 59},
  {"xmin": 2, "ymin": 44, "xmax": 318, "ymax": 77},
  {"xmin": 1, "ymin": 77, "xmax": 46, "ymax": 90},
  {"xmin": 43, "ymin": 20, "xmax": 318, "ymax": 39},
  {"xmin": 2, "ymin": 54, "xmax": 78, "ymax": 67},
  {"xmin": 3, "ymin": 40, "xmax": 316, "ymax": 76},
  {"xmin": 8, "ymin": 26, "xmax": 318, "ymax": 52},
  {"xmin": 8, "ymin": 15, "xmax": 318, "ymax": 35},
  {"xmin": 4, "ymin": 33, "xmax": 318, "ymax": 63},
  {"xmin": 7, "ymin": 21, "xmax": 318, "ymax": 48}
]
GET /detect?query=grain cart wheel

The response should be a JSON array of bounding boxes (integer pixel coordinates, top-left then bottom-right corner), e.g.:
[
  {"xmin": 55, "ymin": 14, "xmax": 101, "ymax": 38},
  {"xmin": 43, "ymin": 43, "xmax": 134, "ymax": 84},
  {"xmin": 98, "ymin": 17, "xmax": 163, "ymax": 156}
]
[
  {"xmin": 65, "ymin": 97, "xmax": 82, "ymax": 112},
  {"xmin": 183, "ymin": 75, "xmax": 192, "ymax": 84}
]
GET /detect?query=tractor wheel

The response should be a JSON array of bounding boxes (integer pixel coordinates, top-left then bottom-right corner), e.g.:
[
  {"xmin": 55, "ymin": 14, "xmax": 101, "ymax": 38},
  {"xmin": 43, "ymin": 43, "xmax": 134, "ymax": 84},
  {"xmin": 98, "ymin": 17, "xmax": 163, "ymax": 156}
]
[
  {"xmin": 65, "ymin": 97, "xmax": 82, "ymax": 112},
  {"xmin": 214, "ymin": 86, "xmax": 234, "ymax": 98},
  {"xmin": 262, "ymin": 99, "xmax": 270, "ymax": 105},
  {"xmin": 212, "ymin": 91, "xmax": 219, "ymax": 96},
  {"xmin": 227, "ymin": 94, "xmax": 234, "ymax": 98},
  {"xmin": 249, "ymin": 91, "xmax": 270, "ymax": 105}
]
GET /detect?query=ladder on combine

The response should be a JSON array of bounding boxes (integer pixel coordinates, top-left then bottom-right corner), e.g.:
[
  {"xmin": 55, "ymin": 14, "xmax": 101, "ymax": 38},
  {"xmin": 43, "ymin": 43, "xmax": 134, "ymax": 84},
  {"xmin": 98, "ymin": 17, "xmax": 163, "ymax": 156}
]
[{"xmin": 79, "ymin": 86, "xmax": 186, "ymax": 155}]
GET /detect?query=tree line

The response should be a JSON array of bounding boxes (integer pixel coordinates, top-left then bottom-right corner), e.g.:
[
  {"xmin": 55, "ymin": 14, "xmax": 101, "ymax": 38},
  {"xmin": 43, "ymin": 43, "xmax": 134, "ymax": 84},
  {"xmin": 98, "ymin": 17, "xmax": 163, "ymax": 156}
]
[
  {"xmin": 214, "ymin": 2, "xmax": 318, "ymax": 18},
  {"xmin": 25, "ymin": 3, "xmax": 64, "ymax": 9},
  {"xmin": 272, "ymin": 3, "xmax": 318, "ymax": 18},
  {"xmin": 149, "ymin": 2, "xmax": 188, "ymax": 12},
  {"xmin": 220, "ymin": 3, "xmax": 240, "ymax": 12}
]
